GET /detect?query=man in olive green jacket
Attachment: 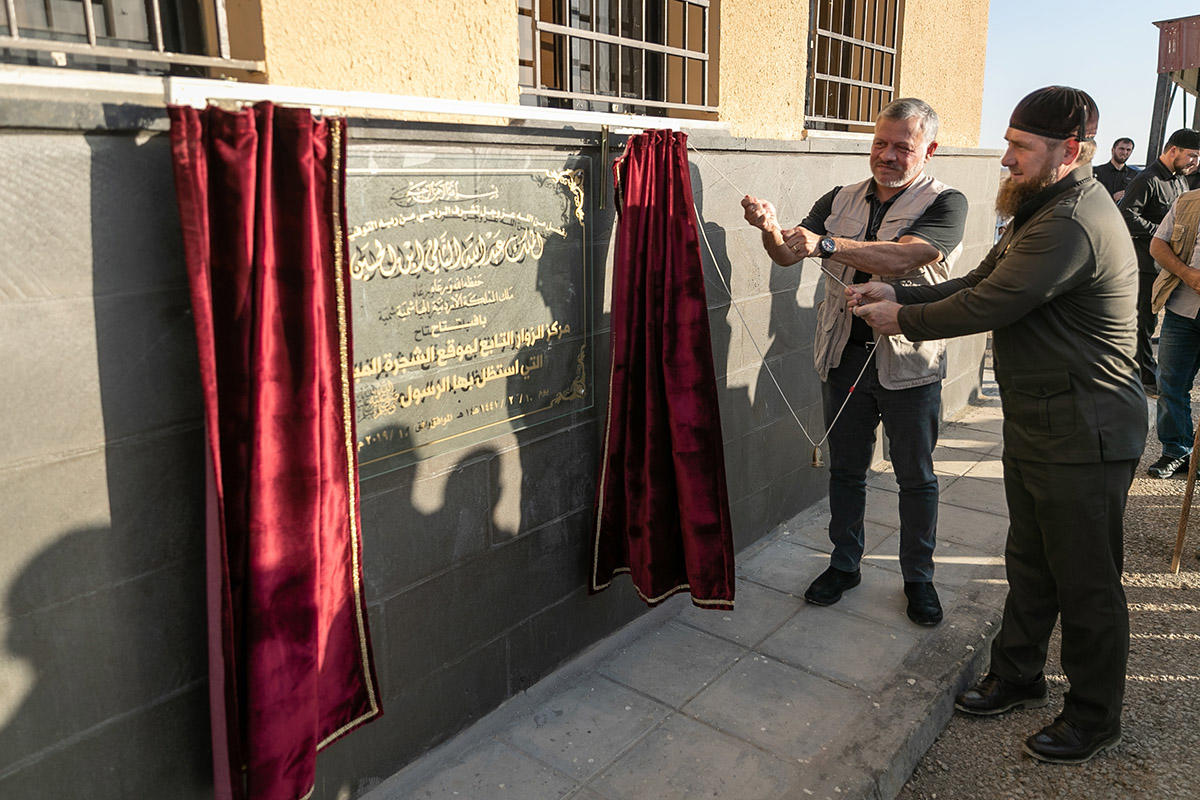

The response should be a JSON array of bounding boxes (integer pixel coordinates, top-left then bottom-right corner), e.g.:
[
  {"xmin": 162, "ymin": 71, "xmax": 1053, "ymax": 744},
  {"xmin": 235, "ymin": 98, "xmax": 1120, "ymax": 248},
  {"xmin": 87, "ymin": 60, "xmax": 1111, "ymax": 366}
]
[{"xmin": 850, "ymin": 87, "xmax": 1145, "ymax": 765}]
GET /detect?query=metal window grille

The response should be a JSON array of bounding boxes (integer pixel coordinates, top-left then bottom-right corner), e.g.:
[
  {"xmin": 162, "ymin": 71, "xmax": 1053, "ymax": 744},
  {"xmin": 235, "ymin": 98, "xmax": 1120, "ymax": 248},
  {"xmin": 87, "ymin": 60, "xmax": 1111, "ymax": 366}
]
[
  {"xmin": 806, "ymin": 0, "xmax": 903, "ymax": 128},
  {"xmin": 1, "ymin": 0, "xmax": 261, "ymax": 73},
  {"xmin": 518, "ymin": 0, "xmax": 715, "ymax": 116}
]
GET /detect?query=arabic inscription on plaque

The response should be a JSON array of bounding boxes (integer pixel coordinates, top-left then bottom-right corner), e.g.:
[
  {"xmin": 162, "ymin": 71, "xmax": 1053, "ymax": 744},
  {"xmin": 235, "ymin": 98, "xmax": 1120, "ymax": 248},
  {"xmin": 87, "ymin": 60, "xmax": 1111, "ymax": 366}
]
[{"xmin": 346, "ymin": 156, "xmax": 592, "ymax": 477}]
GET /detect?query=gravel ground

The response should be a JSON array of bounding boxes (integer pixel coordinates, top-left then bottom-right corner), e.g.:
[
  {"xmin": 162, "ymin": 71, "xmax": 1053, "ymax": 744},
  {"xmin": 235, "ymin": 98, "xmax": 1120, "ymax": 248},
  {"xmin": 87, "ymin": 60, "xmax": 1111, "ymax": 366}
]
[{"xmin": 899, "ymin": 388, "xmax": 1200, "ymax": 799}]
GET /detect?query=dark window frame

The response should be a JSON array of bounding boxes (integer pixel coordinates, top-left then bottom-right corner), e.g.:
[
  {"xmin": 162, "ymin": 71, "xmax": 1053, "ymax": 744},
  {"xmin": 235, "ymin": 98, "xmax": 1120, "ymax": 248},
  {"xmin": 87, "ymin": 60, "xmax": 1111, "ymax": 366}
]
[
  {"xmin": 1, "ymin": 0, "xmax": 261, "ymax": 74},
  {"xmin": 518, "ymin": 0, "xmax": 717, "ymax": 117},
  {"xmin": 805, "ymin": 0, "xmax": 904, "ymax": 131}
]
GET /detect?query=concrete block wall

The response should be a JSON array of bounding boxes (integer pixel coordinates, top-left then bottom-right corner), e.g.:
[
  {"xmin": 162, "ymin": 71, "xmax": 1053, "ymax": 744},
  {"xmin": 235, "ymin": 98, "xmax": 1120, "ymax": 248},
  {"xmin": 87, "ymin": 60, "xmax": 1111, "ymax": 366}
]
[
  {"xmin": 0, "ymin": 107, "xmax": 999, "ymax": 799},
  {"xmin": 0, "ymin": 129, "xmax": 211, "ymax": 799}
]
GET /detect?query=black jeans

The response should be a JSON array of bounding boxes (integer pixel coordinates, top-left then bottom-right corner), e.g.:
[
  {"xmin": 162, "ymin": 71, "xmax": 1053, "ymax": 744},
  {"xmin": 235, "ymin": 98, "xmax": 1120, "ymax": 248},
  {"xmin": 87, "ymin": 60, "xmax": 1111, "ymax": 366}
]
[
  {"xmin": 989, "ymin": 455, "xmax": 1136, "ymax": 731},
  {"xmin": 822, "ymin": 343, "xmax": 941, "ymax": 582}
]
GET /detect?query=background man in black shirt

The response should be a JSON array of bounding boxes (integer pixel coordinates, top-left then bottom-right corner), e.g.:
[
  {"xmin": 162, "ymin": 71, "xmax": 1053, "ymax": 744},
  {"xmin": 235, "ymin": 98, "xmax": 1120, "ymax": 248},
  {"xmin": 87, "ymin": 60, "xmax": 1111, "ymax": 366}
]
[
  {"xmin": 1093, "ymin": 137, "xmax": 1138, "ymax": 202},
  {"xmin": 1118, "ymin": 128, "xmax": 1200, "ymax": 392}
]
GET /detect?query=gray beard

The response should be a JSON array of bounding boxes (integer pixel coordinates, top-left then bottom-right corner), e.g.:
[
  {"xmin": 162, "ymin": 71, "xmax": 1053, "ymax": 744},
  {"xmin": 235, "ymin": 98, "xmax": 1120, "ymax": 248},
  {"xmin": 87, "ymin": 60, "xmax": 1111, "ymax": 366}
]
[
  {"xmin": 996, "ymin": 165, "xmax": 1058, "ymax": 218},
  {"xmin": 875, "ymin": 163, "xmax": 923, "ymax": 189}
]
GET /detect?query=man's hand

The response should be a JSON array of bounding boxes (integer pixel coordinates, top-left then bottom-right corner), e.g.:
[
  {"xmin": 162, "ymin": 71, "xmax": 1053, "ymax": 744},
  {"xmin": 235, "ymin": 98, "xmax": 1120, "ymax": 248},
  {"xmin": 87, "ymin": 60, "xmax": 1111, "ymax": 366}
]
[
  {"xmin": 1183, "ymin": 270, "xmax": 1200, "ymax": 294},
  {"xmin": 782, "ymin": 227, "xmax": 821, "ymax": 259},
  {"xmin": 844, "ymin": 282, "xmax": 897, "ymax": 309},
  {"xmin": 852, "ymin": 299, "xmax": 903, "ymax": 336},
  {"xmin": 742, "ymin": 195, "xmax": 780, "ymax": 233},
  {"xmin": 1113, "ymin": 190, "xmax": 1126, "ymax": 203}
]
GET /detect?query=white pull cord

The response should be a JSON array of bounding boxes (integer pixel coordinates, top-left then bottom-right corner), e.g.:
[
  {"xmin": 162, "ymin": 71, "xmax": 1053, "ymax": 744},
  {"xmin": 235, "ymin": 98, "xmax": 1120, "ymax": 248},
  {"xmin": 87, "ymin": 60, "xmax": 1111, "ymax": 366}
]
[{"xmin": 682, "ymin": 141, "xmax": 878, "ymax": 455}]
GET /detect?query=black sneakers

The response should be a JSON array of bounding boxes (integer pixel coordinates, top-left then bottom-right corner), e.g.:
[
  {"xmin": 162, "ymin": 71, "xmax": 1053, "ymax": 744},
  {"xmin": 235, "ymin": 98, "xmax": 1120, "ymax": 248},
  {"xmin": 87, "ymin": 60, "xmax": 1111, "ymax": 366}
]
[
  {"xmin": 803, "ymin": 566, "xmax": 861, "ymax": 606},
  {"xmin": 954, "ymin": 673, "xmax": 1048, "ymax": 716},
  {"xmin": 1148, "ymin": 453, "xmax": 1189, "ymax": 478},
  {"xmin": 903, "ymin": 581, "xmax": 943, "ymax": 626},
  {"xmin": 1023, "ymin": 717, "xmax": 1122, "ymax": 764}
]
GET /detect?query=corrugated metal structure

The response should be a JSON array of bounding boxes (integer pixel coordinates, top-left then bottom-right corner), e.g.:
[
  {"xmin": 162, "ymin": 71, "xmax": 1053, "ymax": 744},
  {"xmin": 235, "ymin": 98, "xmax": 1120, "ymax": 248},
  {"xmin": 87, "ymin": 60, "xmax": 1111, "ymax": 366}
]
[{"xmin": 1148, "ymin": 15, "xmax": 1200, "ymax": 158}]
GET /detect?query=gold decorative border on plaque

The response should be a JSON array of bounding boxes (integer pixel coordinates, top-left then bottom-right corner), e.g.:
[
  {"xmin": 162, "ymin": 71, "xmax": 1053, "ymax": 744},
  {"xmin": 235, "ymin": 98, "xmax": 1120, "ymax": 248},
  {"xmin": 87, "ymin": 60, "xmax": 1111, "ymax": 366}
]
[
  {"xmin": 549, "ymin": 344, "xmax": 588, "ymax": 408},
  {"xmin": 543, "ymin": 168, "xmax": 586, "ymax": 226}
]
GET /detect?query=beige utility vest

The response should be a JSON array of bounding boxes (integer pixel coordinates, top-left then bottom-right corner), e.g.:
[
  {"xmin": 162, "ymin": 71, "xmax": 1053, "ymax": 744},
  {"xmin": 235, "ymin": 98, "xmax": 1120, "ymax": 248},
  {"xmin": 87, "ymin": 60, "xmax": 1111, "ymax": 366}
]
[{"xmin": 814, "ymin": 172, "xmax": 961, "ymax": 389}]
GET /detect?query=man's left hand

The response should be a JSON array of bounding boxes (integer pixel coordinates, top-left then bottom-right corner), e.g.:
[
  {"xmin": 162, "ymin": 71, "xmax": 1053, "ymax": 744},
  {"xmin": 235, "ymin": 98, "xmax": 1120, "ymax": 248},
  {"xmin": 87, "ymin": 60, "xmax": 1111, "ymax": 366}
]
[
  {"xmin": 852, "ymin": 300, "xmax": 903, "ymax": 335},
  {"xmin": 782, "ymin": 227, "xmax": 822, "ymax": 259}
]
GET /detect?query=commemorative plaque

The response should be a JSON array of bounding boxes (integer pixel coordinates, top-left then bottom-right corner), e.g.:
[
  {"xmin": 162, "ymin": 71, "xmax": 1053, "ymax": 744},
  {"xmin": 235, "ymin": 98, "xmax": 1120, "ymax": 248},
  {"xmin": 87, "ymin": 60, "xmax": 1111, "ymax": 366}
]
[{"xmin": 345, "ymin": 151, "xmax": 593, "ymax": 477}]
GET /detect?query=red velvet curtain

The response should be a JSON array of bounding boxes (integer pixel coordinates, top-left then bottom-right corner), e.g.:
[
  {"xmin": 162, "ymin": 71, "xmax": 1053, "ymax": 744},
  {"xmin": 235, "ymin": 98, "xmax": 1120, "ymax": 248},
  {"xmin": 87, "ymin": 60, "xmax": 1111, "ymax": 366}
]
[
  {"xmin": 169, "ymin": 103, "xmax": 381, "ymax": 800},
  {"xmin": 591, "ymin": 129, "xmax": 736, "ymax": 609}
]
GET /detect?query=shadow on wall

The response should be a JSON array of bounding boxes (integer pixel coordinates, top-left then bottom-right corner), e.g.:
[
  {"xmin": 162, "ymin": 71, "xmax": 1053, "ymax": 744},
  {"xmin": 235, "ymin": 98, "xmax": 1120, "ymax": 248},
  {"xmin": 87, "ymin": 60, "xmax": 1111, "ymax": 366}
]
[
  {"xmin": 690, "ymin": 158, "xmax": 827, "ymax": 550},
  {"xmin": 0, "ymin": 131, "xmax": 212, "ymax": 798},
  {"xmin": 0, "ymin": 526, "xmax": 211, "ymax": 799},
  {"xmin": 310, "ymin": 149, "xmax": 653, "ymax": 800}
]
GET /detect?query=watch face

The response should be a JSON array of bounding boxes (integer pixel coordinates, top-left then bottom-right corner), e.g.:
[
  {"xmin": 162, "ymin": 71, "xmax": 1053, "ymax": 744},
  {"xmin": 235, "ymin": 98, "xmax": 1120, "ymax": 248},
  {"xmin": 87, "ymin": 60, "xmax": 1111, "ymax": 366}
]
[{"xmin": 820, "ymin": 237, "xmax": 836, "ymax": 256}]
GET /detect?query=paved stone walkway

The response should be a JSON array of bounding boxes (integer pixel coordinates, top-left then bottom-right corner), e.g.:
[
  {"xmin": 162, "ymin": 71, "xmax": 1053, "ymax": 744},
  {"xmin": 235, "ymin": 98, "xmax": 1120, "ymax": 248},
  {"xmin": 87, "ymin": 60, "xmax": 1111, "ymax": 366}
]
[{"xmin": 364, "ymin": 402, "xmax": 1012, "ymax": 800}]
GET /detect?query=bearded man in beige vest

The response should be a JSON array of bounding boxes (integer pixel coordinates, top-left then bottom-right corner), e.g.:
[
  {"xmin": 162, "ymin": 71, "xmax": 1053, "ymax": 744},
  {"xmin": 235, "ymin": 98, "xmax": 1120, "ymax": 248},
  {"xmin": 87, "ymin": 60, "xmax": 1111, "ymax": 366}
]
[{"xmin": 741, "ymin": 98, "xmax": 967, "ymax": 627}]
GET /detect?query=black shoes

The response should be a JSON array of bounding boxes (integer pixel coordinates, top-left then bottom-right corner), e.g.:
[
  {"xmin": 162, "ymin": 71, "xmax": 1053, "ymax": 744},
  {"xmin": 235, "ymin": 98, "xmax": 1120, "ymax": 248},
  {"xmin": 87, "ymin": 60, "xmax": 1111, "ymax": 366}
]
[
  {"xmin": 904, "ymin": 581, "xmax": 943, "ymax": 626},
  {"xmin": 1023, "ymin": 717, "xmax": 1121, "ymax": 764},
  {"xmin": 803, "ymin": 566, "xmax": 860, "ymax": 606},
  {"xmin": 957, "ymin": 677, "xmax": 1120, "ymax": 764},
  {"xmin": 804, "ymin": 568, "xmax": 942, "ymax": 627},
  {"xmin": 1148, "ymin": 453, "xmax": 1190, "ymax": 478},
  {"xmin": 954, "ymin": 673, "xmax": 1048, "ymax": 716}
]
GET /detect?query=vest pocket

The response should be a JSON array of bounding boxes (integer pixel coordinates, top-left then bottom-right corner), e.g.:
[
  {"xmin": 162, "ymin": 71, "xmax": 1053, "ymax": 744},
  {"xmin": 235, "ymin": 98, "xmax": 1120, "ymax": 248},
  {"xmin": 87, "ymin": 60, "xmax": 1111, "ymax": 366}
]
[
  {"xmin": 1006, "ymin": 371, "xmax": 1076, "ymax": 437},
  {"xmin": 817, "ymin": 298, "xmax": 842, "ymax": 331}
]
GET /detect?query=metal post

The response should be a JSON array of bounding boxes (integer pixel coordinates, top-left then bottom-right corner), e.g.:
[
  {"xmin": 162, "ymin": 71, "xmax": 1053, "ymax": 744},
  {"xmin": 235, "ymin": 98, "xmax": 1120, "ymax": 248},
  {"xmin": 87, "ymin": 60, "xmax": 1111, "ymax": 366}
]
[
  {"xmin": 700, "ymin": 3, "xmax": 707, "ymax": 106},
  {"xmin": 615, "ymin": 0, "xmax": 622, "ymax": 105},
  {"xmin": 533, "ymin": 0, "xmax": 542, "ymax": 92},
  {"xmin": 680, "ymin": 2, "xmax": 687, "ymax": 106},
  {"xmin": 148, "ymin": 0, "xmax": 165, "ymax": 52},
  {"xmin": 1148, "ymin": 73, "xmax": 1174, "ymax": 160},
  {"xmin": 5, "ymin": 0, "xmax": 19, "ymax": 37},
  {"xmin": 662, "ymin": 0, "xmax": 668, "ymax": 102},
  {"xmin": 213, "ymin": 0, "xmax": 231, "ymax": 60},
  {"xmin": 102, "ymin": 0, "xmax": 117, "ymax": 39},
  {"xmin": 641, "ymin": 0, "xmax": 646, "ymax": 101},
  {"xmin": 81, "ymin": 0, "xmax": 97, "ymax": 45}
]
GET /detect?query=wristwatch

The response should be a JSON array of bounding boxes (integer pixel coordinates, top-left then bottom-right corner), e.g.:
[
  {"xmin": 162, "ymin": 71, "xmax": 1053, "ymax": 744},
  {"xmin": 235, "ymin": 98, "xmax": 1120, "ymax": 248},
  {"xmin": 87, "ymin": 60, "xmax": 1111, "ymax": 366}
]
[{"xmin": 818, "ymin": 236, "xmax": 837, "ymax": 258}]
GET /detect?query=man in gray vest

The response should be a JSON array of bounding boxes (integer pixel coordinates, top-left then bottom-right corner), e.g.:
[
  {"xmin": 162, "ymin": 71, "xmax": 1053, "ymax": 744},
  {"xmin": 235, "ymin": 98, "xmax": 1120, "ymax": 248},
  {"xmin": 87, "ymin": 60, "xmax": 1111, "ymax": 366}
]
[
  {"xmin": 1118, "ymin": 128, "xmax": 1199, "ymax": 394},
  {"xmin": 741, "ymin": 98, "xmax": 967, "ymax": 627},
  {"xmin": 1145, "ymin": 190, "xmax": 1200, "ymax": 478},
  {"xmin": 850, "ymin": 86, "xmax": 1144, "ymax": 764}
]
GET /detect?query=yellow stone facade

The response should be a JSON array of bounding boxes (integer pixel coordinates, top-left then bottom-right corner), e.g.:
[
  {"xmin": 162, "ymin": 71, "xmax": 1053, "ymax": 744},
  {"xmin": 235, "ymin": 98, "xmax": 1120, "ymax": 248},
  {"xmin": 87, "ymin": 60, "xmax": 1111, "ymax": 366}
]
[
  {"xmin": 896, "ymin": 0, "xmax": 992, "ymax": 147},
  {"xmin": 716, "ymin": 0, "xmax": 812, "ymax": 141},
  {"xmin": 229, "ymin": 0, "xmax": 989, "ymax": 146},
  {"xmin": 228, "ymin": 0, "xmax": 519, "ymax": 103}
]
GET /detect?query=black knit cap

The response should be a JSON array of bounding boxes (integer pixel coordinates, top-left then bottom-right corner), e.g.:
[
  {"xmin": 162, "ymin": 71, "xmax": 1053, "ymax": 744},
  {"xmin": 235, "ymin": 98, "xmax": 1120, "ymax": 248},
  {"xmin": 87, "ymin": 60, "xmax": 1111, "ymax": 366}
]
[
  {"xmin": 1166, "ymin": 128, "xmax": 1200, "ymax": 150},
  {"xmin": 1009, "ymin": 86, "xmax": 1099, "ymax": 142}
]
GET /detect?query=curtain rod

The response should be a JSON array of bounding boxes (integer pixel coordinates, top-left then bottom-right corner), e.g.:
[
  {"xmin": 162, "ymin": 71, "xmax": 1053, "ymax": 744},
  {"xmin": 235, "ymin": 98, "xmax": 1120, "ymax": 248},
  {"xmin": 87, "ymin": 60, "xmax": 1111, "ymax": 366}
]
[
  {"xmin": 167, "ymin": 77, "xmax": 730, "ymax": 132},
  {"xmin": 0, "ymin": 65, "xmax": 729, "ymax": 134}
]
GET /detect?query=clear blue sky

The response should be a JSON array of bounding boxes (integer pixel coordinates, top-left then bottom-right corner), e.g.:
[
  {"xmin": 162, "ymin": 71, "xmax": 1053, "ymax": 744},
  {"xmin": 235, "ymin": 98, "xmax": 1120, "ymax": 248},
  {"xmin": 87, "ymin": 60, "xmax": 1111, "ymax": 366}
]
[{"xmin": 980, "ymin": 0, "xmax": 1200, "ymax": 164}]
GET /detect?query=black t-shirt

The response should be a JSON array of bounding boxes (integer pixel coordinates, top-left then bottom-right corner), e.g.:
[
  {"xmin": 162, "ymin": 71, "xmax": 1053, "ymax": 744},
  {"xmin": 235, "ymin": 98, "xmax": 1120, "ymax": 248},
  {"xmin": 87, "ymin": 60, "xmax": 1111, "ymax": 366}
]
[
  {"xmin": 801, "ymin": 182, "xmax": 968, "ymax": 341},
  {"xmin": 1093, "ymin": 162, "xmax": 1140, "ymax": 199}
]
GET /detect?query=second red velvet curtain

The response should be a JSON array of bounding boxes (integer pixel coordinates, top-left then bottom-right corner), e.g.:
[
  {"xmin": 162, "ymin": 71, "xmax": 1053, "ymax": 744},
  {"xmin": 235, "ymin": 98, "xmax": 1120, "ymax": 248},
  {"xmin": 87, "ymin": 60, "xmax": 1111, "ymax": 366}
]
[
  {"xmin": 591, "ymin": 129, "xmax": 736, "ymax": 608},
  {"xmin": 169, "ymin": 103, "xmax": 382, "ymax": 800}
]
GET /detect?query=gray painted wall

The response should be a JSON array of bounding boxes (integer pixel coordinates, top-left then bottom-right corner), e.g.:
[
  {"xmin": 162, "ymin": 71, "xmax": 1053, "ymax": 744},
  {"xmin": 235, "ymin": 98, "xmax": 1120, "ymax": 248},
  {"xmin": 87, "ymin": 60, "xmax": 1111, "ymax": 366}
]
[{"xmin": 0, "ymin": 105, "xmax": 1000, "ymax": 799}]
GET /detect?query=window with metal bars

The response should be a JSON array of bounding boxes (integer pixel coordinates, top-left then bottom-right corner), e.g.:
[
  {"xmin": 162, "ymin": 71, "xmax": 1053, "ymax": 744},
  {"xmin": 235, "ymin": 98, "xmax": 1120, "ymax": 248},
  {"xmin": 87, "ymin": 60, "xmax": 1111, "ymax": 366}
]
[
  {"xmin": 806, "ymin": 0, "xmax": 903, "ymax": 131},
  {"xmin": 518, "ymin": 0, "xmax": 716, "ymax": 117},
  {"xmin": 1, "ymin": 0, "xmax": 260, "ymax": 73}
]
